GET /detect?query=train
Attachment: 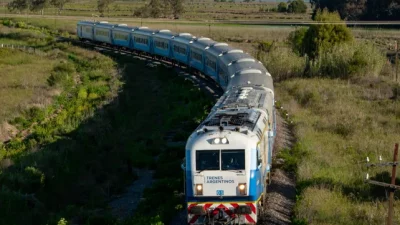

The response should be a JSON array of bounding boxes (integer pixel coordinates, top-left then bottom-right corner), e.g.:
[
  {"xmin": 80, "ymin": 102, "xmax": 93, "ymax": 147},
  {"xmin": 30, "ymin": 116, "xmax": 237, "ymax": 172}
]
[{"xmin": 77, "ymin": 20, "xmax": 276, "ymax": 225}]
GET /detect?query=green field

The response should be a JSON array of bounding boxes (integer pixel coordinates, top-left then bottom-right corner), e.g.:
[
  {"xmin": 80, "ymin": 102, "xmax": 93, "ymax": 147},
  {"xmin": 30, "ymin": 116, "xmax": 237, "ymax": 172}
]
[{"xmin": 0, "ymin": 0, "xmax": 312, "ymax": 21}]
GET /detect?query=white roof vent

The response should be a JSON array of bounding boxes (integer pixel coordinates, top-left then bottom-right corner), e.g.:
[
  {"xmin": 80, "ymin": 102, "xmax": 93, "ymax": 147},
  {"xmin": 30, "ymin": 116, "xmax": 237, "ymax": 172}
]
[
  {"xmin": 214, "ymin": 43, "xmax": 228, "ymax": 47},
  {"xmin": 240, "ymin": 69, "xmax": 262, "ymax": 75},
  {"xmin": 179, "ymin": 33, "xmax": 191, "ymax": 36},
  {"xmin": 138, "ymin": 26, "xmax": 149, "ymax": 30},
  {"xmin": 99, "ymin": 21, "xmax": 109, "ymax": 24},
  {"xmin": 198, "ymin": 37, "xmax": 211, "ymax": 41},
  {"xmin": 227, "ymin": 49, "xmax": 243, "ymax": 54},
  {"xmin": 159, "ymin": 29, "xmax": 171, "ymax": 33},
  {"xmin": 236, "ymin": 58, "xmax": 255, "ymax": 63},
  {"xmin": 118, "ymin": 24, "xmax": 127, "ymax": 26}
]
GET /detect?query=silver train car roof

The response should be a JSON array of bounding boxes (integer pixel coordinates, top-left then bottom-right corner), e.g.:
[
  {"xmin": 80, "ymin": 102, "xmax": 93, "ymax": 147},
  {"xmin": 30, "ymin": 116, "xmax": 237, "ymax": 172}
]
[
  {"xmin": 195, "ymin": 86, "xmax": 273, "ymax": 133},
  {"xmin": 190, "ymin": 37, "xmax": 217, "ymax": 51},
  {"xmin": 152, "ymin": 29, "xmax": 176, "ymax": 39}
]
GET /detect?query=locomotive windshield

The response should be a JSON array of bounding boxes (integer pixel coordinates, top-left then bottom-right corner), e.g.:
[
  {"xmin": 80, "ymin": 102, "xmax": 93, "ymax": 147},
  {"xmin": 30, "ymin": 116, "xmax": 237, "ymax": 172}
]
[
  {"xmin": 221, "ymin": 150, "xmax": 245, "ymax": 170},
  {"xmin": 195, "ymin": 150, "xmax": 245, "ymax": 171},
  {"xmin": 196, "ymin": 150, "xmax": 220, "ymax": 171}
]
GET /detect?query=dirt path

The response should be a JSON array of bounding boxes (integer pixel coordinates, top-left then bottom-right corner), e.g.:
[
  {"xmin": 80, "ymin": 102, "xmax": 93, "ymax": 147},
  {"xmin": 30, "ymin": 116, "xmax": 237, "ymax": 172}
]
[{"xmin": 261, "ymin": 114, "xmax": 297, "ymax": 225}]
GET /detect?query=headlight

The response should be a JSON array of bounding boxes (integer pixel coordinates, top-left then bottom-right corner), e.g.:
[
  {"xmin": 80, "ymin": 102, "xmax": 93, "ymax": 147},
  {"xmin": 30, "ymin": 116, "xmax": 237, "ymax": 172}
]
[
  {"xmin": 221, "ymin": 138, "xmax": 227, "ymax": 144},
  {"xmin": 238, "ymin": 183, "xmax": 246, "ymax": 195},
  {"xmin": 211, "ymin": 138, "xmax": 229, "ymax": 144},
  {"xmin": 196, "ymin": 184, "xmax": 203, "ymax": 195}
]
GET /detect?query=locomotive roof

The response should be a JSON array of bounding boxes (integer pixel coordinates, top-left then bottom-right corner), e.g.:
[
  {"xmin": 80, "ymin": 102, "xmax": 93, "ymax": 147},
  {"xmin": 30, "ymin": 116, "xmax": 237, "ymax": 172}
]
[{"xmin": 198, "ymin": 86, "xmax": 273, "ymax": 133}]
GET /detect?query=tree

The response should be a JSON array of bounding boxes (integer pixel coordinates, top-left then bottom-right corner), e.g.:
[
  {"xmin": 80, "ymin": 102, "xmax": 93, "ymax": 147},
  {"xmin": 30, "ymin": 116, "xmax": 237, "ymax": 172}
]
[
  {"xmin": 287, "ymin": 0, "xmax": 307, "ymax": 13},
  {"xmin": 168, "ymin": 0, "xmax": 184, "ymax": 18},
  {"xmin": 31, "ymin": 0, "xmax": 49, "ymax": 15},
  {"xmin": 277, "ymin": 2, "xmax": 287, "ymax": 12},
  {"xmin": 7, "ymin": 0, "xmax": 31, "ymax": 13},
  {"xmin": 290, "ymin": 9, "xmax": 353, "ymax": 57},
  {"xmin": 50, "ymin": 0, "xmax": 70, "ymax": 15},
  {"xmin": 97, "ymin": 0, "xmax": 115, "ymax": 17},
  {"xmin": 148, "ymin": 0, "xmax": 163, "ymax": 18}
]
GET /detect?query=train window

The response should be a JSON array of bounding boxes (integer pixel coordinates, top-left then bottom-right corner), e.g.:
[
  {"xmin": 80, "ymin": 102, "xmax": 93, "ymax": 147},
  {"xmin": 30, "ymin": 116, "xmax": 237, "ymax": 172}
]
[
  {"xmin": 114, "ymin": 32, "xmax": 129, "ymax": 41},
  {"xmin": 206, "ymin": 58, "xmax": 216, "ymax": 72},
  {"xmin": 84, "ymin": 27, "xmax": 91, "ymax": 33},
  {"xmin": 173, "ymin": 45, "xmax": 186, "ymax": 55},
  {"xmin": 155, "ymin": 40, "xmax": 168, "ymax": 50},
  {"xmin": 135, "ymin": 36, "xmax": 148, "ymax": 45},
  {"xmin": 96, "ymin": 29, "xmax": 109, "ymax": 36},
  {"xmin": 196, "ymin": 150, "xmax": 220, "ymax": 171},
  {"xmin": 191, "ymin": 51, "xmax": 202, "ymax": 62},
  {"xmin": 257, "ymin": 150, "xmax": 262, "ymax": 167},
  {"xmin": 221, "ymin": 150, "xmax": 245, "ymax": 170}
]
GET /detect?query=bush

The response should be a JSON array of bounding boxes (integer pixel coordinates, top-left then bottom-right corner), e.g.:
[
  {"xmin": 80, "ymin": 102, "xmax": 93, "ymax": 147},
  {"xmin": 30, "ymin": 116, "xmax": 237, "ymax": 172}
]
[
  {"xmin": 288, "ymin": 0, "xmax": 307, "ymax": 13},
  {"xmin": 47, "ymin": 62, "xmax": 76, "ymax": 87},
  {"xmin": 258, "ymin": 47, "xmax": 306, "ymax": 81},
  {"xmin": 288, "ymin": 27, "xmax": 308, "ymax": 55},
  {"xmin": 289, "ymin": 9, "xmax": 353, "ymax": 58},
  {"xmin": 277, "ymin": 2, "xmax": 288, "ymax": 12}
]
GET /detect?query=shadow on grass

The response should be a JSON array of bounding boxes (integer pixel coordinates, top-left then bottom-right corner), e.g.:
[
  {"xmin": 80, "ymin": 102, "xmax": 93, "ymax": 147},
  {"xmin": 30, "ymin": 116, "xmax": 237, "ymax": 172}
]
[{"xmin": 0, "ymin": 45, "xmax": 215, "ymax": 225}]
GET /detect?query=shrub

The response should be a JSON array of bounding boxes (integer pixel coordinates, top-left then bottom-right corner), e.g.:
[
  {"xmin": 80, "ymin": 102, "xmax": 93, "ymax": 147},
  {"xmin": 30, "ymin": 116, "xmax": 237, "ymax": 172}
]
[
  {"xmin": 257, "ymin": 41, "xmax": 274, "ymax": 52},
  {"xmin": 47, "ymin": 62, "xmax": 76, "ymax": 87},
  {"xmin": 287, "ymin": 0, "xmax": 307, "ymax": 13},
  {"xmin": 288, "ymin": 27, "xmax": 308, "ymax": 55},
  {"xmin": 258, "ymin": 47, "xmax": 306, "ymax": 81},
  {"xmin": 277, "ymin": 2, "xmax": 288, "ymax": 12}
]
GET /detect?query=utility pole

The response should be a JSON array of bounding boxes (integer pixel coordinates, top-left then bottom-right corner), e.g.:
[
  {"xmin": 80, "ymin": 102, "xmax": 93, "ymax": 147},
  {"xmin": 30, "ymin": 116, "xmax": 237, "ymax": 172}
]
[
  {"xmin": 366, "ymin": 143, "xmax": 399, "ymax": 225},
  {"xmin": 395, "ymin": 41, "xmax": 398, "ymax": 83}
]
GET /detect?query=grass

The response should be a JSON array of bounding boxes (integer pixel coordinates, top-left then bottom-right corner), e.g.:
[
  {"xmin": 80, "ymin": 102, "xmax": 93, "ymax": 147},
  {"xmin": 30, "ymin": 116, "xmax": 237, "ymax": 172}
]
[
  {"xmin": 0, "ymin": 20, "xmax": 213, "ymax": 225},
  {"xmin": 276, "ymin": 77, "xmax": 400, "ymax": 225},
  {"xmin": 0, "ymin": 45, "xmax": 57, "ymax": 140},
  {"xmin": 0, "ymin": 0, "xmax": 312, "ymax": 21}
]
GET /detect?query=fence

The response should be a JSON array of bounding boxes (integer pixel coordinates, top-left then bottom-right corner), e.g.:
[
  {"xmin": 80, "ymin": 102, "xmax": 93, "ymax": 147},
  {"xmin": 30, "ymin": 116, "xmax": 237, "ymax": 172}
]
[{"xmin": 0, "ymin": 43, "xmax": 47, "ymax": 56}]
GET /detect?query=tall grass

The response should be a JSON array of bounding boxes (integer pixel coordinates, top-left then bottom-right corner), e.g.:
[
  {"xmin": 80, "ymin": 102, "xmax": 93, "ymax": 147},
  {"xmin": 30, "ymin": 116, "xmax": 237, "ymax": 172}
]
[
  {"xmin": 309, "ymin": 42, "xmax": 387, "ymax": 78},
  {"xmin": 276, "ymin": 77, "xmax": 400, "ymax": 225},
  {"xmin": 258, "ymin": 46, "xmax": 306, "ymax": 81}
]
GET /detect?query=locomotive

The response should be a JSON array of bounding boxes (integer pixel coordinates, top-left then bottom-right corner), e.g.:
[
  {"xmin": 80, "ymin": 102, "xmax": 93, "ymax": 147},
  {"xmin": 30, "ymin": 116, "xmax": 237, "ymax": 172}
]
[{"xmin": 77, "ymin": 20, "xmax": 276, "ymax": 225}]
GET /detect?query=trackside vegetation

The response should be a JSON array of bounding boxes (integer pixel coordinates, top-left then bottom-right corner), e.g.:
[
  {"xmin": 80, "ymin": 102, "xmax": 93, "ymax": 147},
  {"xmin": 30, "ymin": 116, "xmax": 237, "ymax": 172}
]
[
  {"xmin": 256, "ymin": 10, "xmax": 400, "ymax": 225},
  {"xmin": 0, "ymin": 20, "xmax": 213, "ymax": 225}
]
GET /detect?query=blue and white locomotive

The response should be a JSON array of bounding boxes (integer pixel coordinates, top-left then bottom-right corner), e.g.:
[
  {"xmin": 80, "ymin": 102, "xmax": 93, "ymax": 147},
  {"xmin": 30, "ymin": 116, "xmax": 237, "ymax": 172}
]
[{"xmin": 76, "ymin": 20, "xmax": 276, "ymax": 225}]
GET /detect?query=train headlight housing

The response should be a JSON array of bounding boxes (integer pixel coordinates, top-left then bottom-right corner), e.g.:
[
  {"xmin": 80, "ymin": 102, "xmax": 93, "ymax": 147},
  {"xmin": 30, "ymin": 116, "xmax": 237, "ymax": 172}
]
[
  {"xmin": 211, "ymin": 138, "xmax": 229, "ymax": 144},
  {"xmin": 238, "ymin": 183, "xmax": 247, "ymax": 195},
  {"xmin": 196, "ymin": 184, "xmax": 203, "ymax": 195}
]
